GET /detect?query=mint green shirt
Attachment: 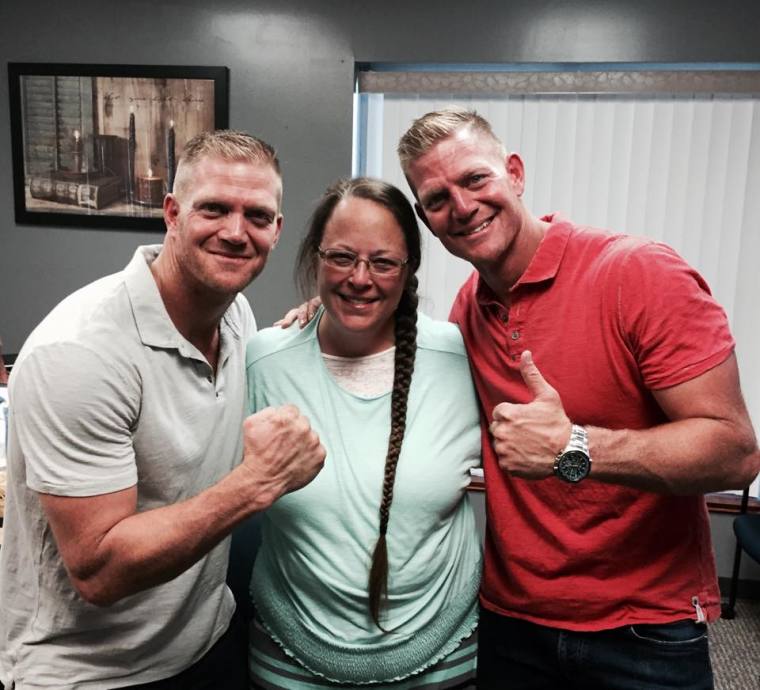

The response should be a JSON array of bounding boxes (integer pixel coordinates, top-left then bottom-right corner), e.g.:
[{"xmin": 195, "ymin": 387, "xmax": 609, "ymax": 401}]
[{"xmin": 246, "ymin": 311, "xmax": 482, "ymax": 683}]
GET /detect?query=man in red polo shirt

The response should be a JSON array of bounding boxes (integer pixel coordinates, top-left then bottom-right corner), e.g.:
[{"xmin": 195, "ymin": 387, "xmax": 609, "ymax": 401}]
[{"xmin": 399, "ymin": 107, "xmax": 760, "ymax": 689}]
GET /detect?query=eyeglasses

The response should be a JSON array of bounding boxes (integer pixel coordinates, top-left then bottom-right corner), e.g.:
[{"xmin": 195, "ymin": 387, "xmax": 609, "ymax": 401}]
[{"xmin": 317, "ymin": 247, "xmax": 409, "ymax": 277}]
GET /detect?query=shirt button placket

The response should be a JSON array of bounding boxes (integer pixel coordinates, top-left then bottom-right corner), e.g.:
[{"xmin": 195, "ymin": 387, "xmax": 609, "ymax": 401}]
[
  {"xmin": 511, "ymin": 328, "xmax": 521, "ymax": 361},
  {"xmin": 498, "ymin": 310, "xmax": 512, "ymax": 360}
]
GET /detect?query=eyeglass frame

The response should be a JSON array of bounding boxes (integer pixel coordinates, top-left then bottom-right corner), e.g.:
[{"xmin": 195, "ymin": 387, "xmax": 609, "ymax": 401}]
[{"xmin": 317, "ymin": 247, "xmax": 409, "ymax": 277}]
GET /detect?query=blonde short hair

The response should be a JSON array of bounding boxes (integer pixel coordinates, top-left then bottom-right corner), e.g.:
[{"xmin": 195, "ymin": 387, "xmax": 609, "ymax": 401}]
[
  {"xmin": 173, "ymin": 129, "xmax": 281, "ymax": 198},
  {"xmin": 397, "ymin": 106, "xmax": 506, "ymax": 173}
]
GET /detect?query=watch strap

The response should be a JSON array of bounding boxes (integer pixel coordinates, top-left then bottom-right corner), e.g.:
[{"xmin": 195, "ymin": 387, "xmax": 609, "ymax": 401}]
[
  {"xmin": 553, "ymin": 424, "xmax": 591, "ymax": 482},
  {"xmin": 564, "ymin": 424, "xmax": 588, "ymax": 455}
]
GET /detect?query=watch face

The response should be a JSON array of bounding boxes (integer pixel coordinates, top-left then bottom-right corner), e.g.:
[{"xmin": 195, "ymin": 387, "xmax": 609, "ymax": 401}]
[{"xmin": 557, "ymin": 451, "xmax": 590, "ymax": 483}]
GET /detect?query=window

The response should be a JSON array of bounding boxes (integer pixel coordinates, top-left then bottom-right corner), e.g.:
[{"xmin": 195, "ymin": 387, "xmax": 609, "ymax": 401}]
[{"xmin": 355, "ymin": 64, "xmax": 760, "ymax": 497}]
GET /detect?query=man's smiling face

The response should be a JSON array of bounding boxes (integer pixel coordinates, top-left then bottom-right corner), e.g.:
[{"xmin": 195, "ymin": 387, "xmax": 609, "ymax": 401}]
[
  {"xmin": 406, "ymin": 125, "xmax": 527, "ymax": 272},
  {"xmin": 163, "ymin": 155, "xmax": 283, "ymax": 298}
]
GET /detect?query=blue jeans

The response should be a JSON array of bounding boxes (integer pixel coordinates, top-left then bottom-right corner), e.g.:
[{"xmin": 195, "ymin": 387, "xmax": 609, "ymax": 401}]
[{"xmin": 477, "ymin": 607, "xmax": 713, "ymax": 689}]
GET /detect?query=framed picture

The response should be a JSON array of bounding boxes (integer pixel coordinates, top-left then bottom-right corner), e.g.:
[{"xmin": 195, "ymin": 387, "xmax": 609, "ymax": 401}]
[{"xmin": 8, "ymin": 63, "xmax": 229, "ymax": 231}]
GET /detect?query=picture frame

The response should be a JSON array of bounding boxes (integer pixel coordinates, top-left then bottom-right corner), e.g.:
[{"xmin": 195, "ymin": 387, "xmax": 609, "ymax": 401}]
[{"xmin": 8, "ymin": 63, "xmax": 229, "ymax": 231}]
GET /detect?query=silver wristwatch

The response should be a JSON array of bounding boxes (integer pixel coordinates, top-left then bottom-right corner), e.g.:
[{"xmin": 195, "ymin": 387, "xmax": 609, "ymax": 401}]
[{"xmin": 553, "ymin": 424, "xmax": 591, "ymax": 483}]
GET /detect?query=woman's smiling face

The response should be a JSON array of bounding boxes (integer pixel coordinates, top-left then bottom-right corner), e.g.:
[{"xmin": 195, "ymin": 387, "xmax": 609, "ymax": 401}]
[{"xmin": 316, "ymin": 196, "xmax": 409, "ymax": 357}]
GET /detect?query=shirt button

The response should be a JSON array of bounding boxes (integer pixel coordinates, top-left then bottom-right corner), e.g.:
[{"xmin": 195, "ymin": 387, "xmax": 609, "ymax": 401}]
[
  {"xmin": 511, "ymin": 330, "xmax": 520, "ymax": 340},
  {"xmin": 499, "ymin": 312, "xmax": 508, "ymax": 323}
]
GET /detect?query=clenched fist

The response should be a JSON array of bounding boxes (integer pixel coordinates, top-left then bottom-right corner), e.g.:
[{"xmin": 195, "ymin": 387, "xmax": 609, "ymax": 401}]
[{"xmin": 240, "ymin": 404, "xmax": 326, "ymax": 505}]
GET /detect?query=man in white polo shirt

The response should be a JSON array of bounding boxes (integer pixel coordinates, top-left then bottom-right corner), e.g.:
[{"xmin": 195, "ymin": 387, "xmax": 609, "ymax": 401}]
[{"xmin": 0, "ymin": 130, "xmax": 325, "ymax": 690}]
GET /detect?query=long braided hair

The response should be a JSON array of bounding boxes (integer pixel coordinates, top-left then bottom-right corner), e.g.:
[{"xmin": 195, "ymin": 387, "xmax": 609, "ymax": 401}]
[{"xmin": 296, "ymin": 177, "xmax": 422, "ymax": 630}]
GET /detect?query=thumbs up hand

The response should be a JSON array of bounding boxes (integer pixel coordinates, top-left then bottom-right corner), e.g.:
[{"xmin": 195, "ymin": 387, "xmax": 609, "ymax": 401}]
[{"xmin": 489, "ymin": 350, "xmax": 572, "ymax": 479}]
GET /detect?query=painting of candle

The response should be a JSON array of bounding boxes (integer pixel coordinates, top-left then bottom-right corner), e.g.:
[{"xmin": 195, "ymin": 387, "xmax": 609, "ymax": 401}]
[
  {"xmin": 167, "ymin": 120, "xmax": 176, "ymax": 193},
  {"xmin": 137, "ymin": 168, "xmax": 165, "ymax": 207},
  {"xmin": 72, "ymin": 129, "xmax": 82, "ymax": 173},
  {"xmin": 127, "ymin": 106, "xmax": 136, "ymax": 204},
  {"xmin": 9, "ymin": 64, "xmax": 227, "ymax": 228}
]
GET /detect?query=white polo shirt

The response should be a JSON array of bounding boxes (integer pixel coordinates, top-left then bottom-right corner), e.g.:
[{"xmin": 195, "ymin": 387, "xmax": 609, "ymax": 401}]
[{"xmin": 0, "ymin": 245, "xmax": 255, "ymax": 689}]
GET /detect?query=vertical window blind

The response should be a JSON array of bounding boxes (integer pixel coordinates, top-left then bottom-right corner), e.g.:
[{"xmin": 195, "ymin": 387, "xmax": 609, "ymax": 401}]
[{"xmin": 355, "ymin": 68, "xmax": 760, "ymax": 496}]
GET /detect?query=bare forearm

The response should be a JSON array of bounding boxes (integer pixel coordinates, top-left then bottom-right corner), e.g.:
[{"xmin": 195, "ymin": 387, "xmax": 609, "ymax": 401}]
[
  {"xmin": 45, "ymin": 405, "xmax": 325, "ymax": 606},
  {"xmin": 588, "ymin": 418, "xmax": 760, "ymax": 494},
  {"xmin": 70, "ymin": 464, "xmax": 284, "ymax": 606}
]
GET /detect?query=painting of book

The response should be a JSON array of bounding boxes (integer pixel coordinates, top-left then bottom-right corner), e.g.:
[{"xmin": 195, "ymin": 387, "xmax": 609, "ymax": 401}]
[{"xmin": 8, "ymin": 64, "xmax": 229, "ymax": 231}]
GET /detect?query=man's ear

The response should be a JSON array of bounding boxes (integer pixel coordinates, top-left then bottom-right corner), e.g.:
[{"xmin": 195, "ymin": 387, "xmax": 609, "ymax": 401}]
[
  {"xmin": 271, "ymin": 214, "xmax": 284, "ymax": 248},
  {"xmin": 505, "ymin": 153, "xmax": 526, "ymax": 197},
  {"xmin": 163, "ymin": 194, "xmax": 180, "ymax": 233},
  {"xmin": 414, "ymin": 202, "xmax": 435, "ymax": 234}
]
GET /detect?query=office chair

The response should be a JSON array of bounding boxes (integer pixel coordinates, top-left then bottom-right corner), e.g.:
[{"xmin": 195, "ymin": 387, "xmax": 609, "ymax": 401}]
[{"xmin": 721, "ymin": 486, "xmax": 760, "ymax": 619}]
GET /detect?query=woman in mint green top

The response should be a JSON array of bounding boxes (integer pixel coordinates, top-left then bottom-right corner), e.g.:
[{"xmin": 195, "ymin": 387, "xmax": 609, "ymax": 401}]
[{"xmin": 246, "ymin": 178, "xmax": 481, "ymax": 688}]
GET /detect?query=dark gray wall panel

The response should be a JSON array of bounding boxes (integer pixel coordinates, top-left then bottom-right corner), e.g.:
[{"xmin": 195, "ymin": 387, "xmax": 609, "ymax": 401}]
[{"xmin": 2, "ymin": 0, "xmax": 760, "ymax": 352}]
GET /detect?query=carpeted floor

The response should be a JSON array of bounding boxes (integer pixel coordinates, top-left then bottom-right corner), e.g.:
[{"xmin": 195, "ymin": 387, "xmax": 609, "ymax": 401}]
[{"xmin": 711, "ymin": 599, "xmax": 760, "ymax": 689}]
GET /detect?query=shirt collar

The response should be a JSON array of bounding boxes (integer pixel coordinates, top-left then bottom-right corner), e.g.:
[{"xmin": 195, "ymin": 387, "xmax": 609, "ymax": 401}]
[
  {"xmin": 124, "ymin": 245, "xmax": 243, "ymax": 369},
  {"xmin": 475, "ymin": 213, "xmax": 574, "ymax": 306},
  {"xmin": 124, "ymin": 245, "xmax": 182, "ymax": 349}
]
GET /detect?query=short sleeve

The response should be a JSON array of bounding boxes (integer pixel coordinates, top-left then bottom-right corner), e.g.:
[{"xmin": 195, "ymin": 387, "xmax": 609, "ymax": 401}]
[
  {"xmin": 11, "ymin": 342, "xmax": 141, "ymax": 496},
  {"xmin": 617, "ymin": 241, "xmax": 735, "ymax": 390},
  {"xmin": 245, "ymin": 354, "xmax": 257, "ymax": 416},
  {"xmin": 234, "ymin": 292, "xmax": 257, "ymax": 340}
]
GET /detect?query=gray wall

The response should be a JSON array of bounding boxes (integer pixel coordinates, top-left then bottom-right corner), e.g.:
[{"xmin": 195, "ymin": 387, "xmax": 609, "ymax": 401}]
[
  {"xmin": 2, "ymin": 0, "xmax": 759, "ymax": 580},
  {"xmin": 3, "ymin": 0, "xmax": 760, "ymax": 353}
]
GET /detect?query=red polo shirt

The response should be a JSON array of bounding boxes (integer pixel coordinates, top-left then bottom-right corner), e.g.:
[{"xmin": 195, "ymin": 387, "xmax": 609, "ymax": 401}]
[{"xmin": 450, "ymin": 215, "xmax": 734, "ymax": 630}]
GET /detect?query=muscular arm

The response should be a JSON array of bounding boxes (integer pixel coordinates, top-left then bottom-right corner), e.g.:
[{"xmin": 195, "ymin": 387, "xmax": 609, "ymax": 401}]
[
  {"xmin": 39, "ymin": 406, "xmax": 324, "ymax": 607},
  {"xmin": 587, "ymin": 353, "xmax": 759, "ymax": 493},
  {"xmin": 491, "ymin": 351, "xmax": 760, "ymax": 494},
  {"xmin": 490, "ymin": 241, "xmax": 760, "ymax": 494},
  {"xmin": 40, "ymin": 466, "xmax": 257, "ymax": 606}
]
